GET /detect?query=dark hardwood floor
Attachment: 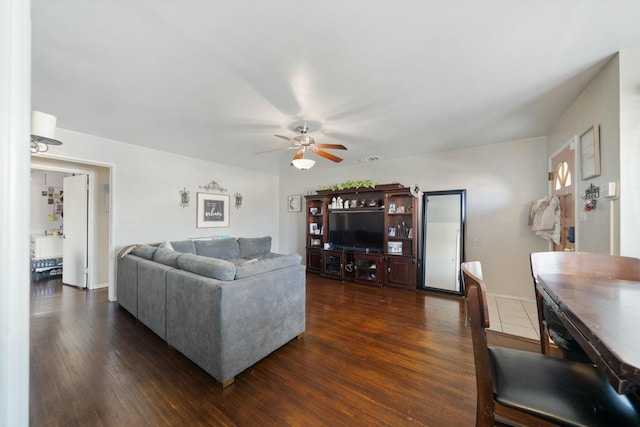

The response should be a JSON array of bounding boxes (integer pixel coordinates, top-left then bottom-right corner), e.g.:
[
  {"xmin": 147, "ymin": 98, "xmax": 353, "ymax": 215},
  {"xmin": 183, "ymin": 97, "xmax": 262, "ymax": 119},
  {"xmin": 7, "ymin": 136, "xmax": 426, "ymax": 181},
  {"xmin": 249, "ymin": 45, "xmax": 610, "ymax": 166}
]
[{"xmin": 30, "ymin": 273, "xmax": 539, "ymax": 426}]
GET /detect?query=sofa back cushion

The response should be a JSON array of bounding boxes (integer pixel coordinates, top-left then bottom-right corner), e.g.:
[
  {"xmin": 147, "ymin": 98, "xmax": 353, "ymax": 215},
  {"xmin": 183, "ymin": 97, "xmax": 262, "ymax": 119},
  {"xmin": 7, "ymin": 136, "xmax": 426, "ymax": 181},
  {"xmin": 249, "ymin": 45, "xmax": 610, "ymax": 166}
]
[
  {"xmin": 194, "ymin": 238, "xmax": 240, "ymax": 260},
  {"xmin": 154, "ymin": 248, "xmax": 182, "ymax": 268},
  {"xmin": 235, "ymin": 253, "xmax": 302, "ymax": 279},
  {"xmin": 131, "ymin": 245, "xmax": 158, "ymax": 260},
  {"xmin": 238, "ymin": 236, "xmax": 272, "ymax": 259},
  {"xmin": 178, "ymin": 253, "xmax": 237, "ymax": 281},
  {"xmin": 169, "ymin": 240, "xmax": 196, "ymax": 254}
]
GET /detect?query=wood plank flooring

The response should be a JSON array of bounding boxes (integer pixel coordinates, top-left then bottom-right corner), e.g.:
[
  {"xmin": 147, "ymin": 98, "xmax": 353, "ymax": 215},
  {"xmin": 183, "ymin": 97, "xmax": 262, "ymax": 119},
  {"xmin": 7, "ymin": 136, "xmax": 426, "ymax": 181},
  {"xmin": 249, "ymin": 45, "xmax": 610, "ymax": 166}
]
[{"xmin": 30, "ymin": 273, "xmax": 540, "ymax": 426}]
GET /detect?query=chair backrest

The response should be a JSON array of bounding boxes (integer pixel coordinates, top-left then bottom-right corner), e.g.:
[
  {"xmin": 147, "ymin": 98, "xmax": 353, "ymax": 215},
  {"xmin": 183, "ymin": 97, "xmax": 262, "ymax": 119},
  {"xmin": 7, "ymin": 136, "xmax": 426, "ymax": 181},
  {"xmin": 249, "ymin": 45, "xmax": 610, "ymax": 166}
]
[{"xmin": 461, "ymin": 261, "xmax": 494, "ymax": 426}]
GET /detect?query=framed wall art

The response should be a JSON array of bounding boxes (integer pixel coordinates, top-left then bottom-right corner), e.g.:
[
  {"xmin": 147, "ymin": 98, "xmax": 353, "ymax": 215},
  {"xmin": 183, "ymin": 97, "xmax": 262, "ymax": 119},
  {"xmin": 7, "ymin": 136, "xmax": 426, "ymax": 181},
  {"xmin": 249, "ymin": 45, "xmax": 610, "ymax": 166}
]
[
  {"xmin": 196, "ymin": 192, "xmax": 230, "ymax": 228},
  {"xmin": 288, "ymin": 195, "xmax": 302, "ymax": 212},
  {"xmin": 580, "ymin": 125, "xmax": 601, "ymax": 180}
]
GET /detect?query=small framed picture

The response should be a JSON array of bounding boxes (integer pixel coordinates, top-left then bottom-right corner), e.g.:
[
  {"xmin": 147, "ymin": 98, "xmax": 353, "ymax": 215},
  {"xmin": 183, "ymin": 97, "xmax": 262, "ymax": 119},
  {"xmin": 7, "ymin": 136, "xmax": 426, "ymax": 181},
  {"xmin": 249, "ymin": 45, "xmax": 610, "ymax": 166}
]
[
  {"xmin": 310, "ymin": 223, "xmax": 318, "ymax": 234},
  {"xmin": 388, "ymin": 241, "xmax": 403, "ymax": 254},
  {"xmin": 388, "ymin": 227, "xmax": 397, "ymax": 237},
  {"xmin": 396, "ymin": 206, "xmax": 405, "ymax": 214},
  {"xmin": 288, "ymin": 195, "xmax": 302, "ymax": 212},
  {"xmin": 310, "ymin": 207, "xmax": 318, "ymax": 215},
  {"xmin": 311, "ymin": 238, "xmax": 321, "ymax": 246},
  {"xmin": 580, "ymin": 125, "xmax": 601, "ymax": 180},
  {"xmin": 388, "ymin": 202, "xmax": 397, "ymax": 214}
]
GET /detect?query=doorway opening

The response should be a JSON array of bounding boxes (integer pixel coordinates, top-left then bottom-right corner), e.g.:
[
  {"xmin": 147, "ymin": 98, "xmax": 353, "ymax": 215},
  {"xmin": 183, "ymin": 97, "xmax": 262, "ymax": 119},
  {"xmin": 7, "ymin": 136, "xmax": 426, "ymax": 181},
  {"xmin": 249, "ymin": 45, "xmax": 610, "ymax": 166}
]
[{"xmin": 30, "ymin": 158, "xmax": 111, "ymax": 292}]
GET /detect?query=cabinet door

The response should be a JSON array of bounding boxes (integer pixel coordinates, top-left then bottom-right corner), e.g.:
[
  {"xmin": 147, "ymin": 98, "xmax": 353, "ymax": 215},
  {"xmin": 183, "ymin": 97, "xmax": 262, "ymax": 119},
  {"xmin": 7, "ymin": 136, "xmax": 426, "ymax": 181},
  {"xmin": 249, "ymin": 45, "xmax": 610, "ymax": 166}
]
[
  {"xmin": 322, "ymin": 251, "xmax": 344, "ymax": 279},
  {"xmin": 306, "ymin": 249, "xmax": 322, "ymax": 273},
  {"xmin": 386, "ymin": 256, "xmax": 417, "ymax": 289},
  {"xmin": 354, "ymin": 254, "xmax": 383, "ymax": 286}
]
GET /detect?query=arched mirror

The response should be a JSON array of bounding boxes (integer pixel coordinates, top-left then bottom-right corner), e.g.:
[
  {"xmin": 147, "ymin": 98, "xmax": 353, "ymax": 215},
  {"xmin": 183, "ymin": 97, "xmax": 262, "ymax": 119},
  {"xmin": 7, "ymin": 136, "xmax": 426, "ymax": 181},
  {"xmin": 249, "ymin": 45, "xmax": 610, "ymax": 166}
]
[{"xmin": 420, "ymin": 189, "xmax": 466, "ymax": 294}]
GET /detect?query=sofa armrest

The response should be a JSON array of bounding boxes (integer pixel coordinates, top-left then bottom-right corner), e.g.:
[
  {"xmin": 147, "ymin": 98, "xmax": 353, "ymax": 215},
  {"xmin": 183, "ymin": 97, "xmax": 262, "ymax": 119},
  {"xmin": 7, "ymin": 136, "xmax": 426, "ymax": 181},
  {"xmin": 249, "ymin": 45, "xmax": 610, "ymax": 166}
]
[{"xmin": 117, "ymin": 254, "xmax": 143, "ymax": 317}]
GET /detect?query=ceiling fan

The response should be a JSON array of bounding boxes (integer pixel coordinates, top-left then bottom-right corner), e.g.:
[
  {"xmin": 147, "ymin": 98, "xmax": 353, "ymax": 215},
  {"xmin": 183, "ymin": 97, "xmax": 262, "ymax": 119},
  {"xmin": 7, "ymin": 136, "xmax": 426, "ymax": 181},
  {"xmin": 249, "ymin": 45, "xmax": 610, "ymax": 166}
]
[{"xmin": 256, "ymin": 125, "xmax": 347, "ymax": 169}]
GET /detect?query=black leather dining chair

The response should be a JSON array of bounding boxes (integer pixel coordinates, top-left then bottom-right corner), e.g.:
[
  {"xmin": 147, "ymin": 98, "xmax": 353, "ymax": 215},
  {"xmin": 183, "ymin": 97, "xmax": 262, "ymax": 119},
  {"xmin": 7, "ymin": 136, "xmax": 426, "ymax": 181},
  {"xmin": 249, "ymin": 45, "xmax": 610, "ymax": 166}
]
[{"xmin": 462, "ymin": 261, "xmax": 640, "ymax": 427}]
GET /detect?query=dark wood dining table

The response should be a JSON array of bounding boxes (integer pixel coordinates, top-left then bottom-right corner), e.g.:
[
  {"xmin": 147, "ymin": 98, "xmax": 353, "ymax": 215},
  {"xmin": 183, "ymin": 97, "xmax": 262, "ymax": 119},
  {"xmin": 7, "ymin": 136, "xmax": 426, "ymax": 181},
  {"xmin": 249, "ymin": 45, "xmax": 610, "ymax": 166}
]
[{"xmin": 536, "ymin": 273, "xmax": 640, "ymax": 395}]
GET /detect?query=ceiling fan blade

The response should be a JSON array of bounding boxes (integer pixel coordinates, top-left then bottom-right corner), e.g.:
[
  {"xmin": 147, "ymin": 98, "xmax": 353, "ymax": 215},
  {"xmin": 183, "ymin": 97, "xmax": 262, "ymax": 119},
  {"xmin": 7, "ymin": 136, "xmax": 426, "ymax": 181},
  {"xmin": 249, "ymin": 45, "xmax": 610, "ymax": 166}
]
[
  {"xmin": 315, "ymin": 143, "xmax": 347, "ymax": 150},
  {"xmin": 254, "ymin": 147, "xmax": 294, "ymax": 154},
  {"xmin": 315, "ymin": 150, "xmax": 343, "ymax": 163},
  {"xmin": 274, "ymin": 134, "xmax": 295, "ymax": 143}
]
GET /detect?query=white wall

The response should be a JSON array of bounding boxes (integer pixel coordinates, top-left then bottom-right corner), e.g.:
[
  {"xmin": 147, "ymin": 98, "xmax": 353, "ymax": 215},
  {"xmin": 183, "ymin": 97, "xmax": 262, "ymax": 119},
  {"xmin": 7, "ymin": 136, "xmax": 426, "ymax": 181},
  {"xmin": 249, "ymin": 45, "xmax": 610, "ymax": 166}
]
[
  {"xmin": 547, "ymin": 55, "xmax": 621, "ymax": 254},
  {"xmin": 41, "ymin": 128, "xmax": 280, "ymax": 300},
  {"xmin": 279, "ymin": 136, "xmax": 549, "ymax": 299},
  {"xmin": 619, "ymin": 48, "xmax": 640, "ymax": 258}
]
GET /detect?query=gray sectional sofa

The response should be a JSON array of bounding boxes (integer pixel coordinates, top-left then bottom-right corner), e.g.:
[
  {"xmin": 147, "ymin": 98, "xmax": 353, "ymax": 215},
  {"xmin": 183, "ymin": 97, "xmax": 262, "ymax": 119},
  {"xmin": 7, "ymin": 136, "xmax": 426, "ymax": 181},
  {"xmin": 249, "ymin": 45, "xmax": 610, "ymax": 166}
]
[{"xmin": 116, "ymin": 236, "xmax": 305, "ymax": 387}]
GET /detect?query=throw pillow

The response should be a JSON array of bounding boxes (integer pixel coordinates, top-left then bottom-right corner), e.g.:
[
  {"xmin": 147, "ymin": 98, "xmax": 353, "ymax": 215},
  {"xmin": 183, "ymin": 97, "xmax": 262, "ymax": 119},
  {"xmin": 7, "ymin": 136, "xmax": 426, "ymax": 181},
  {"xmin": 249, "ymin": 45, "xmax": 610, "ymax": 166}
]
[
  {"xmin": 153, "ymin": 248, "xmax": 182, "ymax": 268},
  {"xmin": 159, "ymin": 240, "xmax": 174, "ymax": 251},
  {"xmin": 178, "ymin": 253, "xmax": 237, "ymax": 281},
  {"xmin": 131, "ymin": 245, "xmax": 158, "ymax": 260}
]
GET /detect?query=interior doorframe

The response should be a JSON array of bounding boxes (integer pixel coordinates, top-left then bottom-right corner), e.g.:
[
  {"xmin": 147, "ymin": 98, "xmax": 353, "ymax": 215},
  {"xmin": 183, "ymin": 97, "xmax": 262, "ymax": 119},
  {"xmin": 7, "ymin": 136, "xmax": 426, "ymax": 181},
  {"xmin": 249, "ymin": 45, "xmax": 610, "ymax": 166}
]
[
  {"xmin": 31, "ymin": 154, "xmax": 115, "ymax": 299},
  {"xmin": 548, "ymin": 135, "xmax": 579, "ymax": 252}
]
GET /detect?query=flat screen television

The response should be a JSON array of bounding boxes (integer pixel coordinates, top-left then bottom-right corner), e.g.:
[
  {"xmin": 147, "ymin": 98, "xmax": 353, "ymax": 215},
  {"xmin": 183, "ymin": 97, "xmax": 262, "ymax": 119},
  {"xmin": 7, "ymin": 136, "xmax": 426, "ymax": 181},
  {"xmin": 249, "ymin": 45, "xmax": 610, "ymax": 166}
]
[{"xmin": 328, "ymin": 210, "xmax": 384, "ymax": 252}]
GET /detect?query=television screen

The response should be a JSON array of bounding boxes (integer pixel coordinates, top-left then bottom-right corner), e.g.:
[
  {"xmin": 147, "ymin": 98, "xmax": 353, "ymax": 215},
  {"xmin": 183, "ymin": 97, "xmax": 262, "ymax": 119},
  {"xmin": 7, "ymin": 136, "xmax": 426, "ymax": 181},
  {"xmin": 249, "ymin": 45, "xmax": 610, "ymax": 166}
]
[{"xmin": 328, "ymin": 211, "xmax": 384, "ymax": 251}]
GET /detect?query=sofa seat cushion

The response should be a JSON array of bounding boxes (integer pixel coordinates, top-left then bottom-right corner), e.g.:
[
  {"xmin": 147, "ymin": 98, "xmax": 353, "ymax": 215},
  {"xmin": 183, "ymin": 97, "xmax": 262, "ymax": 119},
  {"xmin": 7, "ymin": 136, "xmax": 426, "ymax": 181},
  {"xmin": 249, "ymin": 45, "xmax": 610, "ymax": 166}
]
[
  {"xmin": 195, "ymin": 238, "xmax": 240, "ymax": 260},
  {"xmin": 238, "ymin": 236, "xmax": 271, "ymax": 258},
  {"xmin": 131, "ymin": 244, "xmax": 158, "ymax": 260},
  {"xmin": 178, "ymin": 253, "xmax": 237, "ymax": 281},
  {"xmin": 154, "ymin": 248, "xmax": 182, "ymax": 268},
  {"xmin": 234, "ymin": 253, "xmax": 302, "ymax": 279}
]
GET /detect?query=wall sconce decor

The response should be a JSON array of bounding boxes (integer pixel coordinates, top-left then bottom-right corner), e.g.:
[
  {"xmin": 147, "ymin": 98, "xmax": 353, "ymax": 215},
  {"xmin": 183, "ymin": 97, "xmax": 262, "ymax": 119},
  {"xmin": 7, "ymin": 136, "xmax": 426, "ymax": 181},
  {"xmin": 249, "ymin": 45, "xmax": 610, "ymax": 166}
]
[
  {"xmin": 234, "ymin": 192, "xmax": 243, "ymax": 209},
  {"xmin": 582, "ymin": 183, "xmax": 599, "ymax": 211},
  {"xmin": 179, "ymin": 188, "xmax": 190, "ymax": 208}
]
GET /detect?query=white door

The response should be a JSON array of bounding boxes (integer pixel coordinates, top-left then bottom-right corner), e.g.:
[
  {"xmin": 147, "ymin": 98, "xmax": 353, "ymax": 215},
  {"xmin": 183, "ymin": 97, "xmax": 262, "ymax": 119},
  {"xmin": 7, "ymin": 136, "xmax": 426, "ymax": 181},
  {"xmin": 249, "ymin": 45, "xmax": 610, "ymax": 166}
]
[{"xmin": 63, "ymin": 174, "xmax": 88, "ymax": 288}]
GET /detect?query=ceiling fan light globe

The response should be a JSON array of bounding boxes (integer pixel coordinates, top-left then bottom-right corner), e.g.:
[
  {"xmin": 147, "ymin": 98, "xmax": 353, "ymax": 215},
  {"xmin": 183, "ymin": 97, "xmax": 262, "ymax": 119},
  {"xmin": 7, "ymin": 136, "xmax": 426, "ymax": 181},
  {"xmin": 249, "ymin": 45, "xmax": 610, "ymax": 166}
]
[{"xmin": 292, "ymin": 158, "xmax": 315, "ymax": 170}]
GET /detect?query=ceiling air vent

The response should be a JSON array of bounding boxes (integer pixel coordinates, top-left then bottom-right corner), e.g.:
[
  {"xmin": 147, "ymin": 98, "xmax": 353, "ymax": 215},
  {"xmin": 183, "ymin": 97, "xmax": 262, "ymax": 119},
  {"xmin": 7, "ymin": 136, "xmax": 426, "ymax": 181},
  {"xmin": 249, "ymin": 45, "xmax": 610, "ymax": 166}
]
[{"xmin": 358, "ymin": 156, "xmax": 381, "ymax": 163}]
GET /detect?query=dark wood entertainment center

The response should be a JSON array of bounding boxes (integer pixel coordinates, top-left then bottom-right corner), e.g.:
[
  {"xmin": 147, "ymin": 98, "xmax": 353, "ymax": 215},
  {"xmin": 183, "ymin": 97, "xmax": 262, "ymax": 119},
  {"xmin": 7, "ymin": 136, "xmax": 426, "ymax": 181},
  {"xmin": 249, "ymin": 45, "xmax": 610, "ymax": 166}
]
[{"xmin": 305, "ymin": 183, "xmax": 419, "ymax": 290}]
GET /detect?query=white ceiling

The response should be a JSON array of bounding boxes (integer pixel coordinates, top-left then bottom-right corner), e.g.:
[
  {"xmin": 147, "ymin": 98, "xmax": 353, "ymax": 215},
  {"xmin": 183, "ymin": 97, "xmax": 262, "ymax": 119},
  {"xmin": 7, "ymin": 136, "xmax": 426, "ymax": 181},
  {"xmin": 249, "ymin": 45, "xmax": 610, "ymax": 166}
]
[{"xmin": 31, "ymin": 0, "xmax": 640, "ymax": 175}]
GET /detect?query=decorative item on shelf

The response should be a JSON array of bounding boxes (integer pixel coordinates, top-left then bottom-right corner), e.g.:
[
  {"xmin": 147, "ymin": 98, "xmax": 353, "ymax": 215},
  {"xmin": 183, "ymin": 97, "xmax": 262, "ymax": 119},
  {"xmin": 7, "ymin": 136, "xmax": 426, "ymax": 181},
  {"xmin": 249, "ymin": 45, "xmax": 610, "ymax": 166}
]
[
  {"xmin": 31, "ymin": 111, "xmax": 63, "ymax": 153},
  {"xmin": 234, "ymin": 192, "xmax": 243, "ymax": 209},
  {"xmin": 410, "ymin": 184, "xmax": 422, "ymax": 197},
  {"xmin": 388, "ymin": 202, "xmax": 397, "ymax": 214},
  {"xmin": 582, "ymin": 183, "xmax": 600, "ymax": 212},
  {"xmin": 388, "ymin": 227, "xmax": 397, "ymax": 237},
  {"xmin": 396, "ymin": 206, "xmax": 405, "ymax": 214},
  {"xmin": 318, "ymin": 179, "xmax": 376, "ymax": 192},
  {"xmin": 199, "ymin": 180, "xmax": 227, "ymax": 193},
  {"xmin": 388, "ymin": 241, "xmax": 403, "ymax": 254},
  {"xmin": 310, "ymin": 207, "xmax": 318, "ymax": 215},
  {"xmin": 179, "ymin": 188, "xmax": 190, "ymax": 208}
]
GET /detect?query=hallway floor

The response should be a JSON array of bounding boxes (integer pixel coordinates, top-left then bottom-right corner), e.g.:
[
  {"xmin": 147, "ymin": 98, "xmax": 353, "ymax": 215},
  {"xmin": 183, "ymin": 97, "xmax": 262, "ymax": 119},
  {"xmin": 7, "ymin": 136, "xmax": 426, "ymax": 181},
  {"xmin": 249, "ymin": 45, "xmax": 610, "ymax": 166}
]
[{"xmin": 486, "ymin": 295, "xmax": 540, "ymax": 340}]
